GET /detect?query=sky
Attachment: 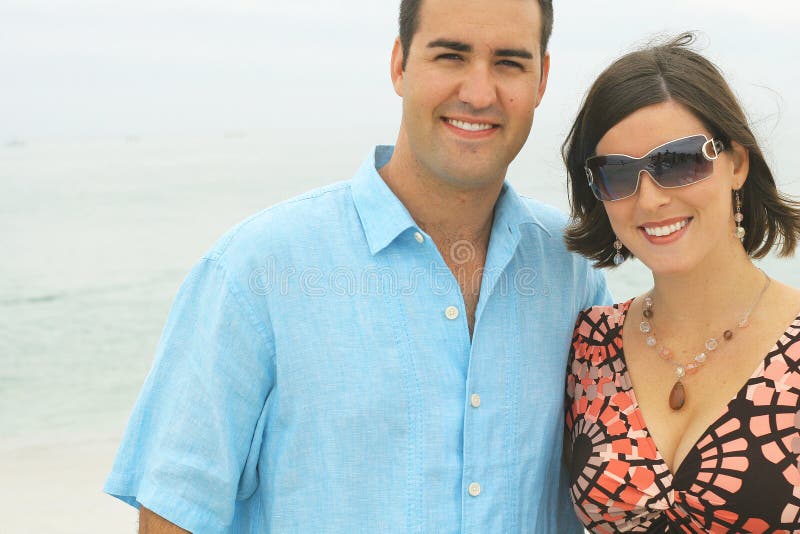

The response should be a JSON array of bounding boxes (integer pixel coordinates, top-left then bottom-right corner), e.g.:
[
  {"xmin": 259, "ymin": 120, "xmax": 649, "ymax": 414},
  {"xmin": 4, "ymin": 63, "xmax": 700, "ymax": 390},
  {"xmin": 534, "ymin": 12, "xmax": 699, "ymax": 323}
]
[{"xmin": 2, "ymin": 0, "xmax": 799, "ymax": 163}]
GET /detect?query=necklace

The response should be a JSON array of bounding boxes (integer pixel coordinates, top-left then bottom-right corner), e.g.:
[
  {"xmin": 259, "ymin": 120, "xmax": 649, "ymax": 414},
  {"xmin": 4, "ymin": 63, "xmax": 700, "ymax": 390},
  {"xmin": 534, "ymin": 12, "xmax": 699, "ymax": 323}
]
[{"xmin": 639, "ymin": 271, "xmax": 771, "ymax": 411}]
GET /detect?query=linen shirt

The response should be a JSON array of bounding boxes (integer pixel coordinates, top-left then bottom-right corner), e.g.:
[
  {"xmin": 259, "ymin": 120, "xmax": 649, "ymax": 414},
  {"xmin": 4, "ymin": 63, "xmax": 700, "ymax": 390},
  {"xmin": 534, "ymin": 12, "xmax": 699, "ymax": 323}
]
[{"xmin": 105, "ymin": 145, "xmax": 611, "ymax": 533}]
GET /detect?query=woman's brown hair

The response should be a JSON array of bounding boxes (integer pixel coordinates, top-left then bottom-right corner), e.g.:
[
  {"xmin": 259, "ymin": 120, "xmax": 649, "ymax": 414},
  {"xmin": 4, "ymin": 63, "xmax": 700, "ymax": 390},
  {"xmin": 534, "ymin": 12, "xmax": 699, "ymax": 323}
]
[{"xmin": 563, "ymin": 32, "xmax": 800, "ymax": 268}]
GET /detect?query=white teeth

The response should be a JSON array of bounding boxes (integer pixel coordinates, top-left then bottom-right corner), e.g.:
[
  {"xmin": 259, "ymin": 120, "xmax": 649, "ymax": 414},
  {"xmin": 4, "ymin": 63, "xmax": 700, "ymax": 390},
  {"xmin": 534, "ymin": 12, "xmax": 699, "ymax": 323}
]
[
  {"xmin": 446, "ymin": 119, "xmax": 494, "ymax": 132},
  {"xmin": 643, "ymin": 219, "xmax": 689, "ymax": 237}
]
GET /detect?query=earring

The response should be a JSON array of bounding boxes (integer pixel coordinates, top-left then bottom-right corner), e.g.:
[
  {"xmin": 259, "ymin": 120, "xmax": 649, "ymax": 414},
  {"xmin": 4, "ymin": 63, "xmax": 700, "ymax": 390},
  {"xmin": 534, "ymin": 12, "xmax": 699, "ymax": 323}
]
[
  {"xmin": 734, "ymin": 190, "xmax": 746, "ymax": 241},
  {"xmin": 613, "ymin": 239, "xmax": 625, "ymax": 265}
]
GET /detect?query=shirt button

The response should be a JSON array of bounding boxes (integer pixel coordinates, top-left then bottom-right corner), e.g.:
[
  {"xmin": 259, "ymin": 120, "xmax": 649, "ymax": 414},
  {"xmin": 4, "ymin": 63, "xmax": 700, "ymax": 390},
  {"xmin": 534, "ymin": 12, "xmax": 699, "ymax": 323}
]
[
  {"xmin": 445, "ymin": 306, "xmax": 459, "ymax": 320},
  {"xmin": 470, "ymin": 394, "xmax": 481, "ymax": 408},
  {"xmin": 468, "ymin": 482, "xmax": 481, "ymax": 497},
  {"xmin": 414, "ymin": 231, "xmax": 424, "ymax": 244}
]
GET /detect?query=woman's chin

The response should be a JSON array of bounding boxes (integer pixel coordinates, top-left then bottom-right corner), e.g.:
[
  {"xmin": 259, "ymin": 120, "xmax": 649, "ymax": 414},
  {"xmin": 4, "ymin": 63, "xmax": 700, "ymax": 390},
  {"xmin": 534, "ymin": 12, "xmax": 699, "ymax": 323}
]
[{"xmin": 634, "ymin": 254, "xmax": 698, "ymax": 278}]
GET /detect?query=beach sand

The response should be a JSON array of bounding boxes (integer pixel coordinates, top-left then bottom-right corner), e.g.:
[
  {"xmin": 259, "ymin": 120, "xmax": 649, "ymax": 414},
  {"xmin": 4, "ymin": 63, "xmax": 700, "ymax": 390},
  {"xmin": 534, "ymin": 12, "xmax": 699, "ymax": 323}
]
[{"xmin": 1, "ymin": 433, "xmax": 137, "ymax": 533}]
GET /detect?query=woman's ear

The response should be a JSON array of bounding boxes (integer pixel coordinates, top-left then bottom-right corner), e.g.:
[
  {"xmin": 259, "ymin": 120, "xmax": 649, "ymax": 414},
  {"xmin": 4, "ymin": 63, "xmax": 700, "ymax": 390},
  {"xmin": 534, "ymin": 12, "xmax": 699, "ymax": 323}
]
[{"xmin": 729, "ymin": 140, "xmax": 750, "ymax": 189}]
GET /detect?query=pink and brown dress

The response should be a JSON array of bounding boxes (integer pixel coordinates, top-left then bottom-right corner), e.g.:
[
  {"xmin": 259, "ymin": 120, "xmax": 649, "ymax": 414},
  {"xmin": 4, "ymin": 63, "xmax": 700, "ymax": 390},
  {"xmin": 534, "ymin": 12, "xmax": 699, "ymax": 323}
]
[{"xmin": 565, "ymin": 301, "xmax": 800, "ymax": 533}]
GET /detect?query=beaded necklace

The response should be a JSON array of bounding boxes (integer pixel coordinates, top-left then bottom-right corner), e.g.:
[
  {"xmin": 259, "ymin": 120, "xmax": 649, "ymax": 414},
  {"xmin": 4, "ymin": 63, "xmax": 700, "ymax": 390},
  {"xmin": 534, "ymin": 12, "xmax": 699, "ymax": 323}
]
[{"xmin": 639, "ymin": 271, "xmax": 771, "ymax": 410}]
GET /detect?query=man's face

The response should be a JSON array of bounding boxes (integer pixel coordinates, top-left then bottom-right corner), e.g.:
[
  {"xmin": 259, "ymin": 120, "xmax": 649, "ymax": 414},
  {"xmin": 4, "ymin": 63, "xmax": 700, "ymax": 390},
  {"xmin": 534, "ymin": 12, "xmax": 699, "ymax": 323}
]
[{"xmin": 391, "ymin": 0, "xmax": 549, "ymax": 190}]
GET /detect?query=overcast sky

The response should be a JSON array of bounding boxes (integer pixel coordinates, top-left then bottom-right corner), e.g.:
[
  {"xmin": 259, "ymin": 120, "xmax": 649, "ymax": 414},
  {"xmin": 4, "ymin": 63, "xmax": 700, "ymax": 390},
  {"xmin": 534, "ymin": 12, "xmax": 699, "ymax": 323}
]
[{"xmin": 2, "ymin": 0, "xmax": 799, "ymax": 161}]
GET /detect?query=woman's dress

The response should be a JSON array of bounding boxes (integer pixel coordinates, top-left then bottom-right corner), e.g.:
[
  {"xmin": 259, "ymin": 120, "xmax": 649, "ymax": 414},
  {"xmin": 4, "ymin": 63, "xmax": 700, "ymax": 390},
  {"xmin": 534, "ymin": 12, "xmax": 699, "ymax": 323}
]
[{"xmin": 566, "ymin": 301, "xmax": 800, "ymax": 533}]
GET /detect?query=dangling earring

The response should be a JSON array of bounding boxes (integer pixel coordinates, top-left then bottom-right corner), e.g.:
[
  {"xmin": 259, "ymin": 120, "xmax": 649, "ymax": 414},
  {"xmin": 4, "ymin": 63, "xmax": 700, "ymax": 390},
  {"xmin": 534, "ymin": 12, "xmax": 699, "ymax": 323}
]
[
  {"xmin": 734, "ymin": 190, "xmax": 746, "ymax": 241},
  {"xmin": 613, "ymin": 239, "xmax": 625, "ymax": 265}
]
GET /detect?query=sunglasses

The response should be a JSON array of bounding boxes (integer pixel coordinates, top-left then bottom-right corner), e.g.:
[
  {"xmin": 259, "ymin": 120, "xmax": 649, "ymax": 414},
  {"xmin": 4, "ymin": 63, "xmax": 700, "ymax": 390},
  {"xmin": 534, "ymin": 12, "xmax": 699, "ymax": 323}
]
[{"xmin": 584, "ymin": 134, "xmax": 725, "ymax": 202}]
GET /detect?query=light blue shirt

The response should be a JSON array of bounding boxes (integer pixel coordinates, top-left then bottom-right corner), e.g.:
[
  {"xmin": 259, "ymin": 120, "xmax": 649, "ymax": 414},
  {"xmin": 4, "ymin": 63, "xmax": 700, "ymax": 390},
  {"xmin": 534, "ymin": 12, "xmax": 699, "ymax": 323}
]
[{"xmin": 105, "ymin": 145, "xmax": 611, "ymax": 533}]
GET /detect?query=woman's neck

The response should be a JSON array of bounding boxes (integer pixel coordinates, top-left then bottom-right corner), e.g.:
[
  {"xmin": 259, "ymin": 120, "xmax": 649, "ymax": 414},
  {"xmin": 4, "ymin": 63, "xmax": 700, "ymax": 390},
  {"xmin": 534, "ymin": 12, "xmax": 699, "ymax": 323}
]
[{"xmin": 647, "ymin": 245, "xmax": 764, "ymax": 328}]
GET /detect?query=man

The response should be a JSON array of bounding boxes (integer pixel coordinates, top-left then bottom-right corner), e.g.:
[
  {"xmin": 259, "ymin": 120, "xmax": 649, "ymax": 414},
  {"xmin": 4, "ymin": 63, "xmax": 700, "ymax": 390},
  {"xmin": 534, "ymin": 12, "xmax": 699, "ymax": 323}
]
[{"xmin": 105, "ymin": 0, "xmax": 610, "ymax": 531}]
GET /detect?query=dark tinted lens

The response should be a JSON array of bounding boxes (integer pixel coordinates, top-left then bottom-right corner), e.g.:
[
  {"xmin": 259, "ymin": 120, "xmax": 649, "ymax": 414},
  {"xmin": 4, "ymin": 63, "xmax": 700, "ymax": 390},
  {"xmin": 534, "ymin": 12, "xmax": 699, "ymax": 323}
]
[
  {"xmin": 587, "ymin": 155, "xmax": 641, "ymax": 201},
  {"xmin": 646, "ymin": 135, "xmax": 712, "ymax": 188}
]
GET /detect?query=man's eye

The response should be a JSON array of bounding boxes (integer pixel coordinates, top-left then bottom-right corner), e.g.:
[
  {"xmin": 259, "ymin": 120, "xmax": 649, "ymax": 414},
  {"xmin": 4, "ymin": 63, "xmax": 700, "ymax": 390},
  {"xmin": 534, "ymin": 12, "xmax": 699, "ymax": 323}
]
[
  {"xmin": 436, "ymin": 53, "xmax": 463, "ymax": 61},
  {"xmin": 498, "ymin": 60, "xmax": 524, "ymax": 70}
]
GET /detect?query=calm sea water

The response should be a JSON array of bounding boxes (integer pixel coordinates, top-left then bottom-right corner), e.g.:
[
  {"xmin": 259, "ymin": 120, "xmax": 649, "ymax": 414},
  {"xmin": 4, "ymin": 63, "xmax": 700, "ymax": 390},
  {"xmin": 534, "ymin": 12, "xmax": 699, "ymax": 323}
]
[{"xmin": 1, "ymin": 134, "xmax": 798, "ymax": 442}]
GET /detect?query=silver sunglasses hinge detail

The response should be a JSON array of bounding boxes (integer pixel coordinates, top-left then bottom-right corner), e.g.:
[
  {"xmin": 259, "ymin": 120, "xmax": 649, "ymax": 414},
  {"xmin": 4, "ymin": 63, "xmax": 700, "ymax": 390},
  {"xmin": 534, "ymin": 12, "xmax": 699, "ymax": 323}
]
[{"xmin": 703, "ymin": 138, "xmax": 724, "ymax": 160}]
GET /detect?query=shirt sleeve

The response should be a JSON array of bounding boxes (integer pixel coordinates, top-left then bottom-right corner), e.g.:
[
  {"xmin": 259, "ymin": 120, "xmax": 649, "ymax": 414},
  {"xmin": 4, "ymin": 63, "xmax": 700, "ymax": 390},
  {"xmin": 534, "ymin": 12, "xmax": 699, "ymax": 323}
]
[
  {"xmin": 556, "ymin": 314, "xmax": 588, "ymax": 534},
  {"xmin": 104, "ymin": 257, "xmax": 275, "ymax": 533},
  {"xmin": 554, "ymin": 466, "xmax": 585, "ymax": 534},
  {"xmin": 582, "ymin": 262, "xmax": 613, "ymax": 310},
  {"xmin": 550, "ymin": 387, "xmax": 585, "ymax": 534}
]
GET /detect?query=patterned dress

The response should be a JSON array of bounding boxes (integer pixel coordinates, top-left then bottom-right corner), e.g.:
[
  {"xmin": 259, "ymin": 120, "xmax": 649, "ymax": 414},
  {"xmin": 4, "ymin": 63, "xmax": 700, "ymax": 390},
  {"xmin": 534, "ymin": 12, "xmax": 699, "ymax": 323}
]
[{"xmin": 565, "ymin": 301, "xmax": 800, "ymax": 533}]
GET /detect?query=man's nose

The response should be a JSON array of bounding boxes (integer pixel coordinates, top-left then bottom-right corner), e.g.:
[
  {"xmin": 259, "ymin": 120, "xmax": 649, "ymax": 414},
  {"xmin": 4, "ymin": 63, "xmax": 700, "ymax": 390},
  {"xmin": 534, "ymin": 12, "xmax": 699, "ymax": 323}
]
[{"xmin": 458, "ymin": 63, "xmax": 498, "ymax": 111}]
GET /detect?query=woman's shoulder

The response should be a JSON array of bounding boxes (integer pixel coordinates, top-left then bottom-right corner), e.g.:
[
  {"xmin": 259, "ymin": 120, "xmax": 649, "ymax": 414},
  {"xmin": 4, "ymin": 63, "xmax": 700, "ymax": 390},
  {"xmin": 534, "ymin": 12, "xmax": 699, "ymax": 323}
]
[
  {"xmin": 765, "ymin": 280, "xmax": 800, "ymax": 359},
  {"xmin": 575, "ymin": 300, "xmax": 632, "ymax": 332},
  {"xmin": 571, "ymin": 300, "xmax": 632, "ymax": 360}
]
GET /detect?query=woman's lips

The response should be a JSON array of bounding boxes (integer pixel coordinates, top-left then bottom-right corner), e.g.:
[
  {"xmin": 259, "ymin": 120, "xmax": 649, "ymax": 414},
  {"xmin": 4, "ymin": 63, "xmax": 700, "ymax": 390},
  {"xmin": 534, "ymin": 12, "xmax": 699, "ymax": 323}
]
[{"xmin": 639, "ymin": 217, "xmax": 692, "ymax": 244}]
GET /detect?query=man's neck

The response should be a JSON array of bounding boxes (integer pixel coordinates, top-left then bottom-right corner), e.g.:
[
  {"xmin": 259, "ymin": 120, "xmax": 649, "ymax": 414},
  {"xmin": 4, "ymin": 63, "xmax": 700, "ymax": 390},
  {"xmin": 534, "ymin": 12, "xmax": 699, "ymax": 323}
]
[
  {"xmin": 378, "ymin": 145, "xmax": 505, "ymax": 244},
  {"xmin": 379, "ymin": 140, "xmax": 508, "ymax": 337}
]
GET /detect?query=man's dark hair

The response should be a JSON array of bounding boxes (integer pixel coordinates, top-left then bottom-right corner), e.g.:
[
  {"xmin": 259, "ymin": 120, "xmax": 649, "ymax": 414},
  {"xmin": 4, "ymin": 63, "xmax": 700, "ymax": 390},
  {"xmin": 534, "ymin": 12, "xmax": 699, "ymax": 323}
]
[
  {"xmin": 398, "ymin": 0, "xmax": 553, "ymax": 70},
  {"xmin": 562, "ymin": 32, "xmax": 800, "ymax": 268}
]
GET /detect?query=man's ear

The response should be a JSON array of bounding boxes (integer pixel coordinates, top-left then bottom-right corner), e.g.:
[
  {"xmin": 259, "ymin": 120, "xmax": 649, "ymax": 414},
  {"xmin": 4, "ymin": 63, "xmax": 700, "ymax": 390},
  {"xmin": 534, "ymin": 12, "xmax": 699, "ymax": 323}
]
[
  {"xmin": 535, "ymin": 52, "xmax": 550, "ymax": 108},
  {"xmin": 390, "ymin": 37, "xmax": 404, "ymax": 97},
  {"xmin": 730, "ymin": 140, "xmax": 750, "ymax": 190}
]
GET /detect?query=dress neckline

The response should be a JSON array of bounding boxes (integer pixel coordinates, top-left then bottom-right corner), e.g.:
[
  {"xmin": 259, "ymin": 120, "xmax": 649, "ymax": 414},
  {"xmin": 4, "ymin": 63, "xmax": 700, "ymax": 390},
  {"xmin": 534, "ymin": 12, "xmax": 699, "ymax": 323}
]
[{"xmin": 613, "ymin": 299, "xmax": 800, "ymax": 481}]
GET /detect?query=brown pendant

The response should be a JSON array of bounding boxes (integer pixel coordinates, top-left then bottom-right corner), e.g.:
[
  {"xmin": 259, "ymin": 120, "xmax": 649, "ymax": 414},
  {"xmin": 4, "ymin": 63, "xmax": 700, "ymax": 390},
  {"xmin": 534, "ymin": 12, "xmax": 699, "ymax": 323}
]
[{"xmin": 669, "ymin": 381, "xmax": 686, "ymax": 410}]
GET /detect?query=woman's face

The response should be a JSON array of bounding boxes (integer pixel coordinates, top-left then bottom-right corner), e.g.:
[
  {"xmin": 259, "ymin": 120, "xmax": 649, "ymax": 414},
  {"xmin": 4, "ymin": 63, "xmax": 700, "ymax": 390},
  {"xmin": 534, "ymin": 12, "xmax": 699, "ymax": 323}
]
[{"xmin": 596, "ymin": 101, "xmax": 749, "ymax": 276}]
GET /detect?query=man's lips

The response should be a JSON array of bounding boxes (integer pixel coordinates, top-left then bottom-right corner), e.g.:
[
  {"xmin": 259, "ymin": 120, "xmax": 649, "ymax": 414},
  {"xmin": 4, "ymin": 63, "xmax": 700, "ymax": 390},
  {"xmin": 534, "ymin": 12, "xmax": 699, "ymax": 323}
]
[{"xmin": 442, "ymin": 117, "xmax": 499, "ymax": 132}]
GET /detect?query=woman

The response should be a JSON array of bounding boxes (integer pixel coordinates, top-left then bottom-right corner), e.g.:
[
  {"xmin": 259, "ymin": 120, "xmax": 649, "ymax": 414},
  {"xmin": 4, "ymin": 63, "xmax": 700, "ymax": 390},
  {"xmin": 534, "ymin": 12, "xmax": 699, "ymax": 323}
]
[{"xmin": 563, "ymin": 33, "xmax": 800, "ymax": 532}]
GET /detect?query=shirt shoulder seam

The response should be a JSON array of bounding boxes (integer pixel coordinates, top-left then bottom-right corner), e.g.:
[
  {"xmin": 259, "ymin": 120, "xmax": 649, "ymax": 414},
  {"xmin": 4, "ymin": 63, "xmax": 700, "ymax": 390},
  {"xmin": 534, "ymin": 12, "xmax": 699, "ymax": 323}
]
[
  {"xmin": 203, "ymin": 256, "xmax": 275, "ymax": 349},
  {"xmin": 205, "ymin": 182, "xmax": 353, "ymax": 262}
]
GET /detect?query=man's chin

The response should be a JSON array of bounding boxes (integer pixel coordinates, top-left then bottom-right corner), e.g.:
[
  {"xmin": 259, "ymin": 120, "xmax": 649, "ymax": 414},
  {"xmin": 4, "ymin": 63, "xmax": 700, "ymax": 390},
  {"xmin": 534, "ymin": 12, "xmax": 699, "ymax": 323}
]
[
  {"xmin": 412, "ymin": 144, "xmax": 510, "ymax": 189},
  {"xmin": 436, "ymin": 163, "xmax": 508, "ymax": 191}
]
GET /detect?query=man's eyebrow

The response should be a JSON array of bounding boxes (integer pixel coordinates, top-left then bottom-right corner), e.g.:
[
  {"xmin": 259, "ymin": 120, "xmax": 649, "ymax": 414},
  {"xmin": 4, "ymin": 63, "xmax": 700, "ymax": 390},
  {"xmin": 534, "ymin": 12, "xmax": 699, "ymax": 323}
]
[
  {"xmin": 426, "ymin": 40, "xmax": 534, "ymax": 60},
  {"xmin": 495, "ymin": 48, "xmax": 534, "ymax": 60},
  {"xmin": 426, "ymin": 39, "xmax": 472, "ymax": 53}
]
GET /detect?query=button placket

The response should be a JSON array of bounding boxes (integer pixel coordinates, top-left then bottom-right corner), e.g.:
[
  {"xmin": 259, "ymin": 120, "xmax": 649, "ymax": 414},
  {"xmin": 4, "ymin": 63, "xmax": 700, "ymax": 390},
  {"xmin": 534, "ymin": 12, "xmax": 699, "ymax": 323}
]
[
  {"xmin": 445, "ymin": 306, "xmax": 459, "ymax": 320},
  {"xmin": 470, "ymin": 394, "xmax": 481, "ymax": 408}
]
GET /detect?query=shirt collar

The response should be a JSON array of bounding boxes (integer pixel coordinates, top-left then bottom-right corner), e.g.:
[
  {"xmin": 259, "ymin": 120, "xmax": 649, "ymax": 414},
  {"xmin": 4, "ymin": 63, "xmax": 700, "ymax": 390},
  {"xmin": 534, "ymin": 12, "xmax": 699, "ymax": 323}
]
[
  {"xmin": 351, "ymin": 146, "xmax": 418, "ymax": 255},
  {"xmin": 492, "ymin": 181, "xmax": 552, "ymax": 240},
  {"xmin": 351, "ymin": 145, "xmax": 552, "ymax": 256}
]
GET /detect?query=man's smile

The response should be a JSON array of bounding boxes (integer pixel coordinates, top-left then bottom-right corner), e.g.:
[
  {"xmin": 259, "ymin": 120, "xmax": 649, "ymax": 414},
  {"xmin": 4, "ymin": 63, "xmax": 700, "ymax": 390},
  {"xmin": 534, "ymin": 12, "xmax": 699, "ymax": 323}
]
[
  {"xmin": 443, "ymin": 118, "xmax": 498, "ymax": 132},
  {"xmin": 440, "ymin": 117, "xmax": 501, "ymax": 140}
]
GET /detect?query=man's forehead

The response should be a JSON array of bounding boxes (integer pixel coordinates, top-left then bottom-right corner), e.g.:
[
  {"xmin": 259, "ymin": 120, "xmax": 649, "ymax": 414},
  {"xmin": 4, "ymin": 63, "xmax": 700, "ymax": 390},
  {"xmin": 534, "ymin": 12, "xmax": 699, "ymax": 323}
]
[{"xmin": 415, "ymin": 0, "xmax": 541, "ymax": 48}]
